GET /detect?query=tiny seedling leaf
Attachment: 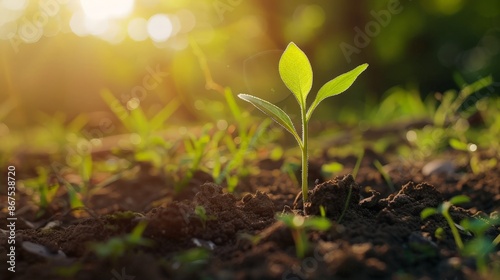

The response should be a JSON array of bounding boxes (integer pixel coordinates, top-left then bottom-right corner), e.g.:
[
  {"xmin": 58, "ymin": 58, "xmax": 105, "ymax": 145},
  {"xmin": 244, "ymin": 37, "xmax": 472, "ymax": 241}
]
[
  {"xmin": 238, "ymin": 94, "xmax": 302, "ymax": 147},
  {"xmin": 421, "ymin": 208, "xmax": 437, "ymax": 220},
  {"xmin": 304, "ymin": 217, "xmax": 331, "ymax": 231},
  {"xmin": 81, "ymin": 153, "xmax": 93, "ymax": 183},
  {"xmin": 321, "ymin": 162, "xmax": 344, "ymax": 175},
  {"xmin": 278, "ymin": 42, "xmax": 312, "ymax": 108},
  {"xmin": 307, "ymin": 63, "xmax": 368, "ymax": 121},
  {"xmin": 150, "ymin": 98, "xmax": 180, "ymax": 131},
  {"xmin": 449, "ymin": 139, "xmax": 468, "ymax": 151},
  {"xmin": 449, "ymin": 195, "xmax": 470, "ymax": 205},
  {"xmin": 128, "ymin": 221, "xmax": 149, "ymax": 244},
  {"xmin": 435, "ymin": 227, "xmax": 446, "ymax": 240}
]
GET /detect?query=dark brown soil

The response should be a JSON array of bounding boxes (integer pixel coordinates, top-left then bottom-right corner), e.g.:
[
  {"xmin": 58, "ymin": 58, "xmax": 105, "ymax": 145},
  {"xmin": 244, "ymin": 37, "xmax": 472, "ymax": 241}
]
[{"xmin": 1, "ymin": 150, "xmax": 499, "ymax": 280}]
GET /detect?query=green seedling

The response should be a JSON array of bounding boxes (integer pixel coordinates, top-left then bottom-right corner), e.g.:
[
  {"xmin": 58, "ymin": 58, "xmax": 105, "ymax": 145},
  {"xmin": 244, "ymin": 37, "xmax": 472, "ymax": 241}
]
[
  {"xmin": 216, "ymin": 118, "xmax": 271, "ymax": 192},
  {"xmin": 460, "ymin": 216, "xmax": 500, "ymax": 275},
  {"xmin": 239, "ymin": 42, "xmax": 367, "ymax": 210},
  {"xmin": 449, "ymin": 138, "xmax": 497, "ymax": 174},
  {"xmin": 22, "ymin": 167, "xmax": 60, "ymax": 217},
  {"xmin": 374, "ymin": 86, "xmax": 429, "ymax": 124},
  {"xmin": 176, "ymin": 124, "xmax": 212, "ymax": 192},
  {"xmin": 49, "ymin": 164, "xmax": 85, "ymax": 210},
  {"xmin": 277, "ymin": 213, "xmax": 331, "ymax": 259},
  {"xmin": 420, "ymin": 195, "xmax": 470, "ymax": 250},
  {"xmin": 54, "ymin": 263, "xmax": 83, "ymax": 278},
  {"xmin": 321, "ymin": 162, "xmax": 344, "ymax": 178},
  {"xmin": 91, "ymin": 220, "xmax": 152, "ymax": 260},
  {"xmin": 172, "ymin": 247, "xmax": 210, "ymax": 272},
  {"xmin": 79, "ymin": 151, "xmax": 93, "ymax": 200},
  {"xmin": 207, "ymin": 87, "xmax": 272, "ymax": 192},
  {"xmin": 434, "ymin": 75, "xmax": 493, "ymax": 127},
  {"xmin": 422, "ymin": 196, "xmax": 500, "ymax": 275},
  {"xmin": 434, "ymin": 227, "xmax": 446, "ymax": 241},
  {"xmin": 194, "ymin": 205, "xmax": 217, "ymax": 229},
  {"xmin": 33, "ymin": 112, "xmax": 88, "ymax": 153},
  {"xmin": 101, "ymin": 89, "xmax": 179, "ymax": 171},
  {"xmin": 373, "ymin": 159, "xmax": 395, "ymax": 192},
  {"xmin": 191, "ymin": 40, "xmax": 276, "ymax": 193}
]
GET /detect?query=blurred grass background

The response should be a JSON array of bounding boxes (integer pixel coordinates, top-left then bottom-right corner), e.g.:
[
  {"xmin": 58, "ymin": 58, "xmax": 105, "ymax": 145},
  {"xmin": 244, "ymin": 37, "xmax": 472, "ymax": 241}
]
[{"xmin": 0, "ymin": 0, "xmax": 498, "ymax": 129}]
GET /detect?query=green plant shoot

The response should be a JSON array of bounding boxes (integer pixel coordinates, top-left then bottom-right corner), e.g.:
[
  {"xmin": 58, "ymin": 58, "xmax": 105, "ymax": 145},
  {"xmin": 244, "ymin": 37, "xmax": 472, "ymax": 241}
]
[
  {"xmin": 277, "ymin": 213, "xmax": 331, "ymax": 258},
  {"xmin": 238, "ymin": 42, "xmax": 368, "ymax": 210},
  {"xmin": 421, "ymin": 195, "xmax": 470, "ymax": 250}
]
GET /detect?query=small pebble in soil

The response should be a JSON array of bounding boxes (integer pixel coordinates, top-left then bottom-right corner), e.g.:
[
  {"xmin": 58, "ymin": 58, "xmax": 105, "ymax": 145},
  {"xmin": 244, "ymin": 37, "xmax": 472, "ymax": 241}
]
[{"xmin": 422, "ymin": 159, "xmax": 454, "ymax": 176}]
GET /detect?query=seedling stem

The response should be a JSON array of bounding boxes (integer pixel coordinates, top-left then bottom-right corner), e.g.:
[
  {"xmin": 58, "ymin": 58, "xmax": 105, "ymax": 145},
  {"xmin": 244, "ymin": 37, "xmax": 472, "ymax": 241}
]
[{"xmin": 238, "ymin": 42, "xmax": 367, "ymax": 212}]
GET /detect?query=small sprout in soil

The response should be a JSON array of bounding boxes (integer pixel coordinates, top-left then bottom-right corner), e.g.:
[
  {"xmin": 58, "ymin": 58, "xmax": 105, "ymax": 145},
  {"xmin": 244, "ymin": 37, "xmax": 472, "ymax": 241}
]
[
  {"xmin": 176, "ymin": 123, "xmax": 212, "ymax": 192},
  {"xmin": 54, "ymin": 263, "xmax": 83, "ymax": 278},
  {"xmin": 194, "ymin": 205, "xmax": 217, "ymax": 229},
  {"xmin": 216, "ymin": 88, "xmax": 258, "ymax": 192},
  {"xmin": 101, "ymin": 89, "xmax": 180, "ymax": 172},
  {"xmin": 420, "ymin": 195, "xmax": 471, "ymax": 250},
  {"xmin": 239, "ymin": 42, "xmax": 367, "ymax": 210},
  {"xmin": 449, "ymin": 138, "xmax": 497, "ymax": 175},
  {"xmin": 172, "ymin": 247, "xmax": 210, "ymax": 272},
  {"xmin": 277, "ymin": 213, "xmax": 331, "ymax": 259},
  {"xmin": 434, "ymin": 75, "xmax": 493, "ymax": 127},
  {"xmin": 373, "ymin": 159, "xmax": 395, "ymax": 192},
  {"xmin": 321, "ymin": 162, "xmax": 344, "ymax": 178},
  {"xmin": 434, "ymin": 227, "xmax": 446, "ymax": 241},
  {"xmin": 319, "ymin": 205, "xmax": 327, "ymax": 218},
  {"xmin": 22, "ymin": 167, "xmax": 60, "ymax": 217},
  {"xmin": 91, "ymin": 220, "xmax": 152, "ymax": 260},
  {"xmin": 460, "ymin": 216, "xmax": 500, "ymax": 275}
]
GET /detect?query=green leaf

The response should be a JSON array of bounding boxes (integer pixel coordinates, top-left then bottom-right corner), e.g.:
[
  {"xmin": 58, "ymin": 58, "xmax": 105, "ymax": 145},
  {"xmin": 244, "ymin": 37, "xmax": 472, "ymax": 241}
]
[
  {"xmin": 307, "ymin": 63, "xmax": 368, "ymax": 121},
  {"xmin": 150, "ymin": 98, "xmax": 180, "ymax": 131},
  {"xmin": 238, "ymin": 94, "xmax": 302, "ymax": 147},
  {"xmin": 435, "ymin": 227, "xmax": 446, "ymax": 240},
  {"xmin": 304, "ymin": 217, "xmax": 331, "ymax": 231},
  {"xmin": 64, "ymin": 182, "xmax": 84, "ymax": 209},
  {"xmin": 321, "ymin": 162, "xmax": 344, "ymax": 174},
  {"xmin": 129, "ymin": 221, "xmax": 148, "ymax": 244},
  {"xmin": 421, "ymin": 208, "xmax": 437, "ymax": 220},
  {"xmin": 278, "ymin": 42, "xmax": 313, "ymax": 108},
  {"xmin": 449, "ymin": 139, "xmax": 468, "ymax": 151},
  {"xmin": 100, "ymin": 89, "xmax": 131, "ymax": 131},
  {"xmin": 449, "ymin": 195, "xmax": 470, "ymax": 205}
]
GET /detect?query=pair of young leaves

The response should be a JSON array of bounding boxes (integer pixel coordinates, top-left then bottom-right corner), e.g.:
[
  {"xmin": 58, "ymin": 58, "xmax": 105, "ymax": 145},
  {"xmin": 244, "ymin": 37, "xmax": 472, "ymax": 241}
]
[{"xmin": 238, "ymin": 42, "xmax": 368, "ymax": 148}]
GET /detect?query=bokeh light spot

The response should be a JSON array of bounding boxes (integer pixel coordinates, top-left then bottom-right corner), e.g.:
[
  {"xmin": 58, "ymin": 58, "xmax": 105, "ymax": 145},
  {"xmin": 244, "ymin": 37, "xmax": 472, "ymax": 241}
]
[
  {"xmin": 80, "ymin": 0, "xmax": 134, "ymax": 21},
  {"xmin": 468, "ymin": 143, "xmax": 477, "ymax": 152},
  {"xmin": 176, "ymin": 9, "xmax": 196, "ymax": 33},
  {"xmin": 216, "ymin": 119, "xmax": 228, "ymax": 131},
  {"xmin": 1, "ymin": 0, "xmax": 27, "ymax": 11},
  {"xmin": 406, "ymin": 130, "xmax": 417, "ymax": 142},
  {"xmin": 147, "ymin": 14, "xmax": 173, "ymax": 42},
  {"xmin": 84, "ymin": 18, "xmax": 109, "ymax": 36},
  {"xmin": 299, "ymin": 5, "xmax": 325, "ymax": 29},
  {"xmin": 127, "ymin": 17, "xmax": 148, "ymax": 41},
  {"xmin": 130, "ymin": 133, "xmax": 142, "ymax": 145},
  {"xmin": 70, "ymin": 11, "xmax": 87, "ymax": 36},
  {"xmin": 127, "ymin": 98, "xmax": 140, "ymax": 110}
]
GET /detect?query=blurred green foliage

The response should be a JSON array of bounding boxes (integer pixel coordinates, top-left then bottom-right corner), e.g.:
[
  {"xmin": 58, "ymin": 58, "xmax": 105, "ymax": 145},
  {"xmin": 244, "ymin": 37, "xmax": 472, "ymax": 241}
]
[{"xmin": 0, "ymin": 0, "xmax": 498, "ymax": 128}]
